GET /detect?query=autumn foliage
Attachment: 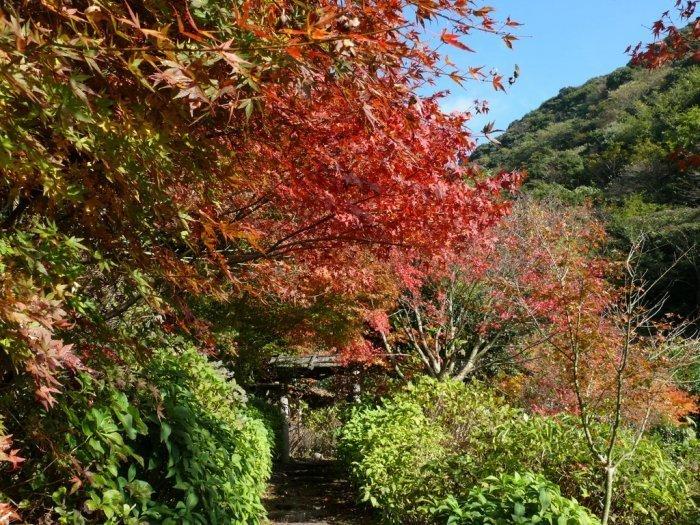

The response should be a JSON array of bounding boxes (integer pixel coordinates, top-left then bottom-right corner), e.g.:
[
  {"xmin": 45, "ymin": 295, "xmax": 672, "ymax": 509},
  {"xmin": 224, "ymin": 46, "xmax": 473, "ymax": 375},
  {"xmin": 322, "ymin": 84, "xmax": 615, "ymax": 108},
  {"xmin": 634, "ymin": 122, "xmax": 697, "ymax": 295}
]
[
  {"xmin": 0, "ymin": 1, "xmax": 526, "ymax": 517},
  {"xmin": 1, "ymin": 1, "xmax": 697, "ymax": 522},
  {"xmin": 0, "ymin": 0, "xmax": 521, "ymax": 406},
  {"xmin": 495, "ymin": 201, "xmax": 697, "ymax": 426},
  {"xmin": 629, "ymin": 0, "xmax": 699, "ymax": 67}
]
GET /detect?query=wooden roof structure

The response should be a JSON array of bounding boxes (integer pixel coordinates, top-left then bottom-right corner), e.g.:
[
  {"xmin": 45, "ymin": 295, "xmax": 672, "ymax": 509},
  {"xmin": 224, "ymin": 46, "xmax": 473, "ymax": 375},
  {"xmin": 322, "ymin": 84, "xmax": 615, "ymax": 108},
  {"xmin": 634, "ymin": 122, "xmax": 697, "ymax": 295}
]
[{"xmin": 268, "ymin": 354, "xmax": 342, "ymax": 371}]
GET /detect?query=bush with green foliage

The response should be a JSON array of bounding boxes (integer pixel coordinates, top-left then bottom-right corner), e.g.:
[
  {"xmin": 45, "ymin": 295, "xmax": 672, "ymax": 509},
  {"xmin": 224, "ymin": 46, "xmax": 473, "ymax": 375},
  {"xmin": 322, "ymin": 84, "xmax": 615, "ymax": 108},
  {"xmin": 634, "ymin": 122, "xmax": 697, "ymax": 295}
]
[
  {"xmin": 49, "ymin": 374, "xmax": 156, "ymax": 524},
  {"xmin": 248, "ymin": 396, "xmax": 286, "ymax": 460},
  {"xmin": 339, "ymin": 377, "xmax": 698, "ymax": 524},
  {"xmin": 339, "ymin": 394, "xmax": 448, "ymax": 521},
  {"xmin": 142, "ymin": 346, "xmax": 273, "ymax": 524},
  {"xmin": 2, "ymin": 342, "xmax": 273, "ymax": 524},
  {"xmin": 430, "ymin": 472, "xmax": 600, "ymax": 525}
]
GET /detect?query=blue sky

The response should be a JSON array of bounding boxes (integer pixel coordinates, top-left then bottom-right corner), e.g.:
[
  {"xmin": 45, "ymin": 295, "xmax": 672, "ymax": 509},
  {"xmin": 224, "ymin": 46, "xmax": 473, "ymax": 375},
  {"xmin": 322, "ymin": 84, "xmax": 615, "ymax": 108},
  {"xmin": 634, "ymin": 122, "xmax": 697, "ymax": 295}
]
[{"xmin": 425, "ymin": 1, "xmax": 669, "ymax": 142}]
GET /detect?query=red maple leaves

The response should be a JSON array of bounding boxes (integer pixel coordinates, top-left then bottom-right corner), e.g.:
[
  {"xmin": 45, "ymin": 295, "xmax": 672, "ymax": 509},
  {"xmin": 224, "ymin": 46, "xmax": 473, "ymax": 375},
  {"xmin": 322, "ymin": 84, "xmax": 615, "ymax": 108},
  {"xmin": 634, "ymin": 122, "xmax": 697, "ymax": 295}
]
[
  {"xmin": 0, "ymin": 434, "xmax": 24, "ymax": 470},
  {"xmin": 628, "ymin": 1, "xmax": 699, "ymax": 67},
  {"xmin": 4, "ymin": 297, "xmax": 84, "ymax": 410},
  {"xmin": 441, "ymin": 30, "xmax": 475, "ymax": 51},
  {"xmin": 0, "ymin": 0, "xmax": 524, "ymax": 415},
  {"xmin": 495, "ymin": 201, "xmax": 698, "ymax": 425}
]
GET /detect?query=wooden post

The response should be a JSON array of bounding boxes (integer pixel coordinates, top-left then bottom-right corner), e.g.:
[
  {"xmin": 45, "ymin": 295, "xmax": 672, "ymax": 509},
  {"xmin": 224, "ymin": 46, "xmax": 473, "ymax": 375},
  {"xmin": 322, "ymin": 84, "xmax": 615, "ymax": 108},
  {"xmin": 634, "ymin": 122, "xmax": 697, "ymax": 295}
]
[
  {"xmin": 280, "ymin": 395, "xmax": 290, "ymax": 463},
  {"xmin": 352, "ymin": 382, "xmax": 361, "ymax": 403},
  {"xmin": 352, "ymin": 369, "xmax": 361, "ymax": 402}
]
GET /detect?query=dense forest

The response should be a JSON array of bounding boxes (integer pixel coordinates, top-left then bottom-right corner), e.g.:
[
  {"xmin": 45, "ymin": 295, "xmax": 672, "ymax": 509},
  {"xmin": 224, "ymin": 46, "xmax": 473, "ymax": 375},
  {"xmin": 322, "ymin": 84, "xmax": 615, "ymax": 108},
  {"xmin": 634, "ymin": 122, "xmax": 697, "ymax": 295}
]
[
  {"xmin": 474, "ymin": 56, "xmax": 700, "ymax": 316},
  {"xmin": 0, "ymin": 1, "xmax": 698, "ymax": 525}
]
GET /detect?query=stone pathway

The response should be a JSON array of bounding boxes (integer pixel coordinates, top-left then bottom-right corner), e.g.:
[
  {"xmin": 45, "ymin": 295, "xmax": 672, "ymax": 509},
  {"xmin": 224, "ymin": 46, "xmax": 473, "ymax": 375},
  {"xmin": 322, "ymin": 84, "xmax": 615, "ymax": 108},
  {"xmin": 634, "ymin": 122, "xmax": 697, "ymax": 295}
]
[{"xmin": 263, "ymin": 460, "xmax": 376, "ymax": 525}]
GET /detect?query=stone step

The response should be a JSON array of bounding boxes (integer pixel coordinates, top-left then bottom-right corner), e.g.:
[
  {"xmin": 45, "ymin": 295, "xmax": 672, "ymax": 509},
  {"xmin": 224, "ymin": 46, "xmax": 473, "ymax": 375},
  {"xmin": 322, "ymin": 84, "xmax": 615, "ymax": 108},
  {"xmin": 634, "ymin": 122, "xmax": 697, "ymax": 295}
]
[{"xmin": 263, "ymin": 459, "xmax": 375, "ymax": 525}]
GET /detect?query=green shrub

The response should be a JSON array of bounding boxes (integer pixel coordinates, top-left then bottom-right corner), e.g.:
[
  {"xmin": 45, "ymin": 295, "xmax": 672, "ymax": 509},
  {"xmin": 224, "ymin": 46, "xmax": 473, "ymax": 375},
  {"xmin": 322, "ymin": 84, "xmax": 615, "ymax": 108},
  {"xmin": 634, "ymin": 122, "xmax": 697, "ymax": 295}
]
[
  {"xmin": 248, "ymin": 396, "xmax": 285, "ymax": 459},
  {"xmin": 430, "ymin": 472, "xmax": 600, "ymax": 525},
  {"xmin": 339, "ymin": 377, "xmax": 698, "ymax": 524},
  {"xmin": 339, "ymin": 392, "xmax": 449, "ymax": 522},
  {"xmin": 141, "ymin": 346, "xmax": 273, "ymax": 524},
  {"xmin": 41, "ymin": 373, "xmax": 161, "ymax": 524},
  {"xmin": 3, "ymin": 343, "xmax": 273, "ymax": 524},
  {"xmin": 486, "ymin": 414, "xmax": 696, "ymax": 523}
]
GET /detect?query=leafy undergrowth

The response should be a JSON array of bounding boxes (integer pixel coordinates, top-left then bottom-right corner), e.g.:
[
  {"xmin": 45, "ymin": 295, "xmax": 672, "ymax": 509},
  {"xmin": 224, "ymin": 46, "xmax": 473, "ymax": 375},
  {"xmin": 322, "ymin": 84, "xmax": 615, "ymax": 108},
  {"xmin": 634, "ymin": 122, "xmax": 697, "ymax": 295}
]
[
  {"xmin": 338, "ymin": 378, "xmax": 699, "ymax": 524},
  {"xmin": 1, "ymin": 342, "xmax": 273, "ymax": 524},
  {"xmin": 430, "ymin": 472, "xmax": 600, "ymax": 525}
]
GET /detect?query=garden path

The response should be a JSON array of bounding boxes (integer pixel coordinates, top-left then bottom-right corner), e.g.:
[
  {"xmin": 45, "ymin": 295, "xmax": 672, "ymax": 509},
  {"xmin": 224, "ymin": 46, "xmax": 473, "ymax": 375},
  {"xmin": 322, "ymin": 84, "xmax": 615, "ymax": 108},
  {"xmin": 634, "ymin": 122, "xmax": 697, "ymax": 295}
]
[{"xmin": 263, "ymin": 459, "xmax": 375, "ymax": 525}]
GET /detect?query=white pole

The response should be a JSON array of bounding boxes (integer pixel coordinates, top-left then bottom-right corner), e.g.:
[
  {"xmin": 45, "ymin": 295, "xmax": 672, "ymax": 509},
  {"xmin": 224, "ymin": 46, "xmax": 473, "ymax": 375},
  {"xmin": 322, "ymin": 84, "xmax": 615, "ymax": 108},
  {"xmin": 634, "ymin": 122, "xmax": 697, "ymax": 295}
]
[{"xmin": 280, "ymin": 395, "xmax": 290, "ymax": 463}]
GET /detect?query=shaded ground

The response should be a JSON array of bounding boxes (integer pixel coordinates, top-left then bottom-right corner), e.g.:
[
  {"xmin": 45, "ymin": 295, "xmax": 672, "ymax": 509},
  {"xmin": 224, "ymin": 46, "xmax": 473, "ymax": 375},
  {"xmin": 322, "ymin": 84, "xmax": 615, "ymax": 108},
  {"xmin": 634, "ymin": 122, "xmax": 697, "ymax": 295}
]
[{"xmin": 264, "ymin": 460, "xmax": 376, "ymax": 525}]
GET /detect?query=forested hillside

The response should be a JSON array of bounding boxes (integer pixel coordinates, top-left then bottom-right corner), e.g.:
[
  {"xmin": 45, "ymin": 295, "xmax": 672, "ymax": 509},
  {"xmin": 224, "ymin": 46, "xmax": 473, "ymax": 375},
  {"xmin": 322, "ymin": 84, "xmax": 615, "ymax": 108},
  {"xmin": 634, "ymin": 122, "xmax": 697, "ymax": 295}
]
[{"xmin": 474, "ymin": 58, "xmax": 699, "ymax": 315}]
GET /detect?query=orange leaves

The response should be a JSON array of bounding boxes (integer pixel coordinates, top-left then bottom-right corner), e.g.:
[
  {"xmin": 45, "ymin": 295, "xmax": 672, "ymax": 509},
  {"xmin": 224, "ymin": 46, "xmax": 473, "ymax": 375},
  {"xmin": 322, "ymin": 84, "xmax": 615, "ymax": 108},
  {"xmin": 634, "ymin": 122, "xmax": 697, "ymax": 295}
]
[
  {"xmin": 505, "ymin": 16, "xmax": 522, "ymax": 27},
  {"xmin": 215, "ymin": 79, "xmax": 523, "ymax": 305},
  {"xmin": 481, "ymin": 120, "xmax": 496, "ymax": 136},
  {"xmin": 441, "ymin": 30, "xmax": 474, "ymax": 51},
  {"xmin": 497, "ymin": 200, "xmax": 697, "ymax": 428},
  {"xmin": 305, "ymin": 7, "xmax": 338, "ymax": 40},
  {"xmin": 0, "ymin": 431, "xmax": 24, "ymax": 522},
  {"xmin": 473, "ymin": 6, "xmax": 495, "ymax": 18},
  {"xmin": 285, "ymin": 44, "xmax": 303, "ymax": 61},
  {"xmin": 448, "ymin": 71, "xmax": 465, "ymax": 86},
  {"xmin": 492, "ymin": 74, "xmax": 505, "ymax": 92},
  {"xmin": 653, "ymin": 19, "xmax": 667, "ymax": 37},
  {"xmin": 0, "ymin": 502, "xmax": 20, "ymax": 524},
  {"xmin": 0, "ymin": 0, "xmax": 523, "ymax": 371},
  {"xmin": 0, "ymin": 434, "xmax": 25, "ymax": 470},
  {"xmin": 175, "ymin": 12, "xmax": 205, "ymax": 43},
  {"xmin": 659, "ymin": 387, "xmax": 699, "ymax": 422},
  {"xmin": 502, "ymin": 33, "xmax": 517, "ymax": 49},
  {"xmin": 468, "ymin": 66, "xmax": 485, "ymax": 80}
]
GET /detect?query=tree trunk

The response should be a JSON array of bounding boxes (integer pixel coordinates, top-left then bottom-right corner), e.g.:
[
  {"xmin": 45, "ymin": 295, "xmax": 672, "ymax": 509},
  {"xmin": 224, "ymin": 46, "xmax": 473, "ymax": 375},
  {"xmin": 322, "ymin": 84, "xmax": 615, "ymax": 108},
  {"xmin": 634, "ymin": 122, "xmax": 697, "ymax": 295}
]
[{"xmin": 601, "ymin": 464, "xmax": 616, "ymax": 525}]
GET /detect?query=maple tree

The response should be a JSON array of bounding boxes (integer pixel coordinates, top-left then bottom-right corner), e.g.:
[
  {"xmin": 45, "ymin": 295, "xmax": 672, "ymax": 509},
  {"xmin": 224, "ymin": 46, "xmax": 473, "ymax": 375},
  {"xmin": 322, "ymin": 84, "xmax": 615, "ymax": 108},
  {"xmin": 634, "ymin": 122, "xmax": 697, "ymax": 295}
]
[
  {"xmin": 371, "ymin": 199, "xmax": 607, "ymax": 382},
  {"xmin": 499, "ymin": 201, "xmax": 697, "ymax": 425},
  {"xmin": 373, "ymin": 260, "xmax": 517, "ymax": 381},
  {"xmin": 371, "ymin": 237, "xmax": 526, "ymax": 380},
  {"xmin": 0, "ymin": 0, "xmax": 520, "ymax": 402},
  {"xmin": 497, "ymin": 201, "xmax": 698, "ymax": 525}
]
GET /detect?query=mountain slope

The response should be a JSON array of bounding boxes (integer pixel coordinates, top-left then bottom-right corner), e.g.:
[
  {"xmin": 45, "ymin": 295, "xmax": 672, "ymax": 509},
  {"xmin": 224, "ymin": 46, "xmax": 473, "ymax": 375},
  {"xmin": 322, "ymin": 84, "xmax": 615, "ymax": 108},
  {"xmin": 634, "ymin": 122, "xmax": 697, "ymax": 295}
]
[{"xmin": 473, "ymin": 60, "xmax": 699, "ymax": 206}]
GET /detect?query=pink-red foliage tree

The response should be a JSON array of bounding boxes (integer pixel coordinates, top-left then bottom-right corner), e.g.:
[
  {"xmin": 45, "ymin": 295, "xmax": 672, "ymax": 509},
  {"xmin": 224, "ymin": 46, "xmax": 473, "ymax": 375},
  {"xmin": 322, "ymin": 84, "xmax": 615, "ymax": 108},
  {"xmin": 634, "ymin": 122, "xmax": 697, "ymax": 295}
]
[{"xmin": 497, "ymin": 200, "xmax": 698, "ymax": 525}]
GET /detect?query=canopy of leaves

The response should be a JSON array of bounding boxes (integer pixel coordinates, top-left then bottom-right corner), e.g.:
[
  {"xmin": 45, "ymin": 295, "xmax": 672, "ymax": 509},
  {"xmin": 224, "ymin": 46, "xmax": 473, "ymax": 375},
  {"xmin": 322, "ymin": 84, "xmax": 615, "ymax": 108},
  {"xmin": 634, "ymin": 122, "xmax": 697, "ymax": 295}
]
[
  {"xmin": 0, "ymin": 0, "xmax": 522, "ymax": 520},
  {"xmin": 0, "ymin": 0, "xmax": 521, "ymax": 406}
]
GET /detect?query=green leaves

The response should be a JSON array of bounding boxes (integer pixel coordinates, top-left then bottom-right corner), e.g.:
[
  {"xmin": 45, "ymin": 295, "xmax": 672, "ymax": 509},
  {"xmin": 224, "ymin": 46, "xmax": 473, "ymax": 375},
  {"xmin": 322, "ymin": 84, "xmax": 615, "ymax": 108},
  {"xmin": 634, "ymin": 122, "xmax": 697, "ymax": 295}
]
[
  {"xmin": 37, "ymin": 344, "xmax": 274, "ymax": 524},
  {"xmin": 430, "ymin": 472, "xmax": 600, "ymax": 525},
  {"xmin": 160, "ymin": 421, "xmax": 172, "ymax": 443},
  {"xmin": 142, "ymin": 345, "xmax": 273, "ymax": 523},
  {"xmin": 339, "ymin": 378, "xmax": 698, "ymax": 525},
  {"xmin": 539, "ymin": 486, "xmax": 552, "ymax": 512}
]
